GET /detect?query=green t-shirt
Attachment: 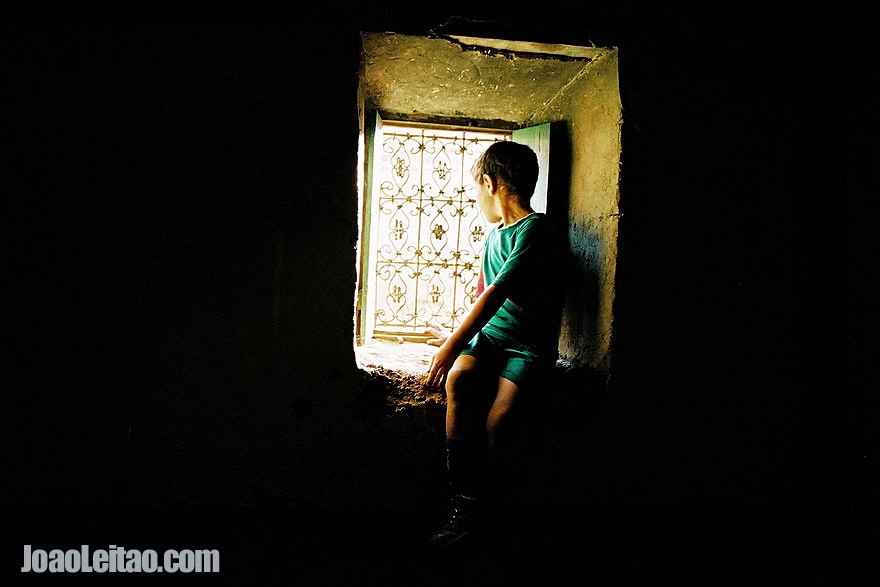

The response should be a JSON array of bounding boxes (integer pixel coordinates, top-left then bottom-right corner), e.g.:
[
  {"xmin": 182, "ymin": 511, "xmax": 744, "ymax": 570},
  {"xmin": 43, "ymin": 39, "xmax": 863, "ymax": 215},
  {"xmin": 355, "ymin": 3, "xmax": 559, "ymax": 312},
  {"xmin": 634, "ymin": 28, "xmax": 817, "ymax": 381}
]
[{"xmin": 479, "ymin": 212, "xmax": 565, "ymax": 358}]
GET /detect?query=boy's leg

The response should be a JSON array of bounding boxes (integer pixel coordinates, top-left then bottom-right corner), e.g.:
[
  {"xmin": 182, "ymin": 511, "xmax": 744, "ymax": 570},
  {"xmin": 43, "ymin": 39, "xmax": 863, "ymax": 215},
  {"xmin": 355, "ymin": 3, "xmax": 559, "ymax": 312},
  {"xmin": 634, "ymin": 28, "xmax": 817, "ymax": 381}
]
[
  {"xmin": 486, "ymin": 346, "xmax": 550, "ymax": 505},
  {"xmin": 485, "ymin": 377, "xmax": 526, "ymax": 503},
  {"xmin": 444, "ymin": 354, "xmax": 491, "ymax": 499},
  {"xmin": 486, "ymin": 376, "xmax": 524, "ymax": 457},
  {"xmin": 428, "ymin": 354, "xmax": 492, "ymax": 547}
]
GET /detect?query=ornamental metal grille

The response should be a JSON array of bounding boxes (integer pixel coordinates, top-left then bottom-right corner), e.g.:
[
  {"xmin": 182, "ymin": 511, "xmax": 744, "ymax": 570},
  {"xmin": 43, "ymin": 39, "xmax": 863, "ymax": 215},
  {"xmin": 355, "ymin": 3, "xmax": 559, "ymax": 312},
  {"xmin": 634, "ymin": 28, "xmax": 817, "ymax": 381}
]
[{"xmin": 369, "ymin": 125, "xmax": 510, "ymax": 336}]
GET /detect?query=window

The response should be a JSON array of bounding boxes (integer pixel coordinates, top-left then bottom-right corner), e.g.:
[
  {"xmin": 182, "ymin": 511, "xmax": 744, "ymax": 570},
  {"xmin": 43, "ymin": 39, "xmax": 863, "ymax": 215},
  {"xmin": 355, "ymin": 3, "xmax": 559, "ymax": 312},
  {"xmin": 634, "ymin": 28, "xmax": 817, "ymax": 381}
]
[
  {"xmin": 356, "ymin": 121, "xmax": 510, "ymax": 347},
  {"xmin": 356, "ymin": 31, "xmax": 622, "ymax": 374}
]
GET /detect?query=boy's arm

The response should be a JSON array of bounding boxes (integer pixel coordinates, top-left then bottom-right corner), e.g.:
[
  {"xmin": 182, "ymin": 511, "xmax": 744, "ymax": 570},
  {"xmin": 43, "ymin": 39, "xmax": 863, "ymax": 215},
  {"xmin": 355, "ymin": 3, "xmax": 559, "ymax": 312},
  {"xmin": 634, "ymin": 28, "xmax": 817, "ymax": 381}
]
[{"xmin": 424, "ymin": 284, "xmax": 507, "ymax": 391}]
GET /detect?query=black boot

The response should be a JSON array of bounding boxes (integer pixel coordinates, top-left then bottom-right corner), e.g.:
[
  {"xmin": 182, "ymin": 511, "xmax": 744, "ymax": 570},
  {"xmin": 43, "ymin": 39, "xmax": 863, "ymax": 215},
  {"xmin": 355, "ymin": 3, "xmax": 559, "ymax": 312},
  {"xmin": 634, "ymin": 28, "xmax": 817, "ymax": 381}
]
[
  {"xmin": 427, "ymin": 437, "xmax": 485, "ymax": 547},
  {"xmin": 427, "ymin": 492, "xmax": 481, "ymax": 547}
]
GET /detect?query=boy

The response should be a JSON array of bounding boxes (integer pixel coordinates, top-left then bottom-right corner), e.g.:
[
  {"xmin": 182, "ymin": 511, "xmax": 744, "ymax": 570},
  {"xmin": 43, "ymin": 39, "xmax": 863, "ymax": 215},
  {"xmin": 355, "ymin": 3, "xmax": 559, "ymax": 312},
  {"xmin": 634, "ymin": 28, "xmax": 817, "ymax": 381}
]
[{"xmin": 424, "ymin": 140, "xmax": 565, "ymax": 547}]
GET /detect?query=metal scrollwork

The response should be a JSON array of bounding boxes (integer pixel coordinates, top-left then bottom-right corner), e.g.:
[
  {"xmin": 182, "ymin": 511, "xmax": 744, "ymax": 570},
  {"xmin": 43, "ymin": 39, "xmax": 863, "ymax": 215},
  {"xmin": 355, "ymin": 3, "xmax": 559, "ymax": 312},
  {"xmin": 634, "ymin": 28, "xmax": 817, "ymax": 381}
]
[{"xmin": 371, "ymin": 126, "xmax": 508, "ymax": 334}]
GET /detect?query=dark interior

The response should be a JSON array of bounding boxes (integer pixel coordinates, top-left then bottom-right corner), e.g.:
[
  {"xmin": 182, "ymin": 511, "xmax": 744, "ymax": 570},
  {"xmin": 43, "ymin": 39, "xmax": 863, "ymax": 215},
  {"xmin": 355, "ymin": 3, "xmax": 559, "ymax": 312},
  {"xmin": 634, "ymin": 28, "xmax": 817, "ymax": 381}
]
[{"xmin": 7, "ymin": 10, "xmax": 872, "ymax": 585}]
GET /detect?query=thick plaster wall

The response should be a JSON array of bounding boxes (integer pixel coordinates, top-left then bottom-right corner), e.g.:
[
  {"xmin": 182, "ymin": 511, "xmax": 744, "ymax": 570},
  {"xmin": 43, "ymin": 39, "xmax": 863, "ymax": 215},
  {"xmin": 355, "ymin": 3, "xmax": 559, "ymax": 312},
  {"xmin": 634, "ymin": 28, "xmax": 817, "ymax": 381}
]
[{"xmin": 535, "ymin": 51, "xmax": 622, "ymax": 370}]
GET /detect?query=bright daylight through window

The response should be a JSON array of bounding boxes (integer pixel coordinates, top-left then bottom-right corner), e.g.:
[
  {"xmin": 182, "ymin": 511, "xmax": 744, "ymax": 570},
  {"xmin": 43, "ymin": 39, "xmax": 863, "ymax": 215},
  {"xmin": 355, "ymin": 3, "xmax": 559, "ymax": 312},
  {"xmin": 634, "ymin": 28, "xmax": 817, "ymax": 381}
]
[{"xmin": 355, "ymin": 123, "xmax": 510, "ymax": 367}]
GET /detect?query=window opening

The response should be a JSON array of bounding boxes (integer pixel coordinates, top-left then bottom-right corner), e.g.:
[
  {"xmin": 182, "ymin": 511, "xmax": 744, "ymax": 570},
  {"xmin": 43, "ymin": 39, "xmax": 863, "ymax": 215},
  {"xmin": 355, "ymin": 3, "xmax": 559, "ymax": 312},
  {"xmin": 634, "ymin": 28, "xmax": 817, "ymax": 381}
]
[{"xmin": 359, "ymin": 122, "xmax": 511, "ymax": 347}]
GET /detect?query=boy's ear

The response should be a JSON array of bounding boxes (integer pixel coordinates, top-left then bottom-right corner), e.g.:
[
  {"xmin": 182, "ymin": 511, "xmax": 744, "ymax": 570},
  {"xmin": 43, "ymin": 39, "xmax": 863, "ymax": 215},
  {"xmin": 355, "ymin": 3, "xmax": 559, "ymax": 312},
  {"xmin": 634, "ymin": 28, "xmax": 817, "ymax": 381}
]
[{"xmin": 483, "ymin": 173, "xmax": 497, "ymax": 194}]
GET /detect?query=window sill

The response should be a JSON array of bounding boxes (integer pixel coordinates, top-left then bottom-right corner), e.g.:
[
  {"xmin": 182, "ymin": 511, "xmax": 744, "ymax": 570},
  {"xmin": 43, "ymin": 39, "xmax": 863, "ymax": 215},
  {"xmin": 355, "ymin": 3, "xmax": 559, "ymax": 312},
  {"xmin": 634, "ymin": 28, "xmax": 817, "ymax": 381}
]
[
  {"xmin": 355, "ymin": 338, "xmax": 436, "ymax": 376},
  {"xmin": 354, "ymin": 340, "xmax": 609, "ymax": 418},
  {"xmin": 356, "ymin": 339, "xmax": 445, "ymax": 413}
]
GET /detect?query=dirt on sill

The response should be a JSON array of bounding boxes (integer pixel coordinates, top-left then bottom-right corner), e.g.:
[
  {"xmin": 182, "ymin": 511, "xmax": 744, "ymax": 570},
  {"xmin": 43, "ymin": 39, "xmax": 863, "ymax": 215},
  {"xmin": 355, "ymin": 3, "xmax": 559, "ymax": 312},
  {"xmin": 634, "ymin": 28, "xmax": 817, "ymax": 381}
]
[{"xmin": 355, "ymin": 339, "xmax": 446, "ymax": 413}]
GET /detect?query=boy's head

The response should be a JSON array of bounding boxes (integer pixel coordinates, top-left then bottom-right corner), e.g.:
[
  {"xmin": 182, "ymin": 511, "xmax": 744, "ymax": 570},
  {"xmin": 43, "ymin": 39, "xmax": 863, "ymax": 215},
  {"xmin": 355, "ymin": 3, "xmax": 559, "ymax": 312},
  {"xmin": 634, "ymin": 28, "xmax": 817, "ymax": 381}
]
[{"xmin": 471, "ymin": 140, "xmax": 539, "ymax": 202}]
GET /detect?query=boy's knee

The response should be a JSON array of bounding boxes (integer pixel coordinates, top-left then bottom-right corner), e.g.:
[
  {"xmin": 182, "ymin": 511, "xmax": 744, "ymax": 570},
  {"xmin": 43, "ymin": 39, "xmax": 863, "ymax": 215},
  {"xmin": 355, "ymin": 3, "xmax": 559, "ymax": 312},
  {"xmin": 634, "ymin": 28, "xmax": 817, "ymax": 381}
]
[
  {"xmin": 445, "ymin": 365, "xmax": 471, "ymax": 397},
  {"xmin": 445, "ymin": 359, "xmax": 482, "ymax": 400}
]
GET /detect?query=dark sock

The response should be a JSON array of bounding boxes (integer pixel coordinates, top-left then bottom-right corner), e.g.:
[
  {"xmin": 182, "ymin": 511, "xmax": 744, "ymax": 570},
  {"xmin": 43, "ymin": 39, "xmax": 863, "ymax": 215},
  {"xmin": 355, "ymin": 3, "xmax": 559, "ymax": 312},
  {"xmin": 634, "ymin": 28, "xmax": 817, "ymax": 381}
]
[{"xmin": 446, "ymin": 437, "xmax": 485, "ymax": 499}]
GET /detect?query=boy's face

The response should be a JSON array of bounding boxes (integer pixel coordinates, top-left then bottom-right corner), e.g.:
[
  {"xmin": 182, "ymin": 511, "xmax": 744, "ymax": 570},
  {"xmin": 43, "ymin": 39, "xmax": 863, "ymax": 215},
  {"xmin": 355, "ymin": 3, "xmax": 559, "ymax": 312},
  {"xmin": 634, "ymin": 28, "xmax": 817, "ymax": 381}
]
[{"xmin": 474, "ymin": 174, "xmax": 501, "ymax": 223}]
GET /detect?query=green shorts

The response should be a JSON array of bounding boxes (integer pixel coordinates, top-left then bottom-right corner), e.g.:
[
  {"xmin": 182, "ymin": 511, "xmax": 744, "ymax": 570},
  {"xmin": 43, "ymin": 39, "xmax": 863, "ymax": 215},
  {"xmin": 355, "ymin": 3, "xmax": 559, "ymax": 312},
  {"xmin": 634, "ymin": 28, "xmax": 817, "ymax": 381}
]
[{"xmin": 459, "ymin": 329, "xmax": 553, "ymax": 390}]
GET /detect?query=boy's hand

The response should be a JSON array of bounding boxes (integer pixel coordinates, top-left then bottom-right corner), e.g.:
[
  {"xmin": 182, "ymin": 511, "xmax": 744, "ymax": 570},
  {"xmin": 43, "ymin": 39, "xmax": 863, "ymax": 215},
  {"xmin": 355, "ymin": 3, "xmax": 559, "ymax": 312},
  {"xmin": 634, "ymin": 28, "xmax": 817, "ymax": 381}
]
[
  {"xmin": 423, "ymin": 285, "xmax": 504, "ymax": 392},
  {"xmin": 425, "ymin": 343, "xmax": 456, "ymax": 392},
  {"xmin": 424, "ymin": 323, "xmax": 449, "ymax": 347}
]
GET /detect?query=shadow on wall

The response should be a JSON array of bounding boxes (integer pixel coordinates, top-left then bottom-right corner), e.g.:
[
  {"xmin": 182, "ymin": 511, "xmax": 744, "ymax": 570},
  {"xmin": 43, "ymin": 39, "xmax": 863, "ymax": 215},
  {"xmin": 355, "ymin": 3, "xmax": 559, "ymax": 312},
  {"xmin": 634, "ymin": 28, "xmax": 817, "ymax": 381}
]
[{"xmin": 561, "ymin": 221, "xmax": 603, "ymax": 365}]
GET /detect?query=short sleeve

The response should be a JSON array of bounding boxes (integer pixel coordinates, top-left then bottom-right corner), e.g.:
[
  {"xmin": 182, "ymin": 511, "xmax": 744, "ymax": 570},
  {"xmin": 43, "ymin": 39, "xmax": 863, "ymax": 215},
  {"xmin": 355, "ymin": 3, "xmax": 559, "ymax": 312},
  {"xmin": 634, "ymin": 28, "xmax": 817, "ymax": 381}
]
[{"xmin": 490, "ymin": 217, "xmax": 553, "ymax": 293}]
